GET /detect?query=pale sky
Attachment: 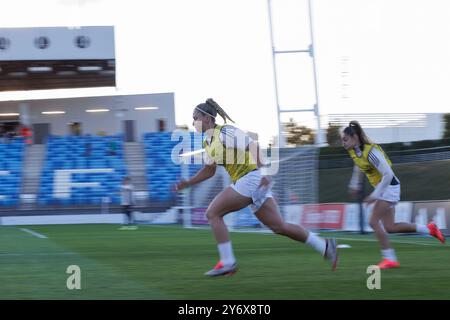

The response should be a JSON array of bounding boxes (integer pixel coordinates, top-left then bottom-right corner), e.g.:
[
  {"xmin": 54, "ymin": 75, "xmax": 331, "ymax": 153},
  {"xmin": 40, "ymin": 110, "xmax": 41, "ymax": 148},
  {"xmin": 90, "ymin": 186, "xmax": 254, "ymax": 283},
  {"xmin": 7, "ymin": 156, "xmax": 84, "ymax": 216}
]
[{"xmin": 1, "ymin": 0, "xmax": 450, "ymax": 146}]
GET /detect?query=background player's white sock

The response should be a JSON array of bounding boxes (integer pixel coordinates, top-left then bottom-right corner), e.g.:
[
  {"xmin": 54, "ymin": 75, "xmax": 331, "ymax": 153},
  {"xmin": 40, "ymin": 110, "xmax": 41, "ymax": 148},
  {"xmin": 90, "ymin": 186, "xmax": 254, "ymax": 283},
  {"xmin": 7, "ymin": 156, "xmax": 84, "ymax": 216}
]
[
  {"xmin": 381, "ymin": 248, "xmax": 398, "ymax": 262},
  {"xmin": 218, "ymin": 241, "xmax": 236, "ymax": 266},
  {"xmin": 416, "ymin": 224, "xmax": 430, "ymax": 234},
  {"xmin": 306, "ymin": 233, "xmax": 326, "ymax": 255}
]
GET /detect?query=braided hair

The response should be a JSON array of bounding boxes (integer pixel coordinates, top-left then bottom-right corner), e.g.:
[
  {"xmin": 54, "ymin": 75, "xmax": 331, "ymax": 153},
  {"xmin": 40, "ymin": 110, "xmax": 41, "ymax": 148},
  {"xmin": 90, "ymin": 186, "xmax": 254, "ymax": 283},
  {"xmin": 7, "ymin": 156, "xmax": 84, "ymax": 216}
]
[
  {"xmin": 343, "ymin": 120, "xmax": 371, "ymax": 145},
  {"xmin": 195, "ymin": 98, "xmax": 235, "ymax": 124}
]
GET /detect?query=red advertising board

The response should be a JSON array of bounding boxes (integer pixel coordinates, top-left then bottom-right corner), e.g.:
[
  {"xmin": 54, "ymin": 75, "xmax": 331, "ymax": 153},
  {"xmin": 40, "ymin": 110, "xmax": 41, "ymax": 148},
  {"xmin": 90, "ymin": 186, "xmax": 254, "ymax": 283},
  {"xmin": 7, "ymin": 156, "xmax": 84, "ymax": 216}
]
[{"xmin": 301, "ymin": 204, "xmax": 345, "ymax": 230}]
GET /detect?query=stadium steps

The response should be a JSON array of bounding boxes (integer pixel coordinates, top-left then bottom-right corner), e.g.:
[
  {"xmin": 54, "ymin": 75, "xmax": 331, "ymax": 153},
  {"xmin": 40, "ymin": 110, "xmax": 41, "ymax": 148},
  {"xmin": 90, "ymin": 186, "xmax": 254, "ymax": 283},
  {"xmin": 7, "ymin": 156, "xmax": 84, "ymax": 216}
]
[
  {"xmin": 123, "ymin": 142, "xmax": 149, "ymax": 205},
  {"xmin": 19, "ymin": 144, "xmax": 46, "ymax": 207}
]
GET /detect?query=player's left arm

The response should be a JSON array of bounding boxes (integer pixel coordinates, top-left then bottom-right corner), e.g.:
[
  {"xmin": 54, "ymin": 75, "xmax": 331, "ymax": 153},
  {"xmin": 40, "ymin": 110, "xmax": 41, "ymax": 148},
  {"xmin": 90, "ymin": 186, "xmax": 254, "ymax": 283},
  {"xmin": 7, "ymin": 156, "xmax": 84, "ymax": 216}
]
[{"xmin": 365, "ymin": 148, "xmax": 394, "ymax": 203}]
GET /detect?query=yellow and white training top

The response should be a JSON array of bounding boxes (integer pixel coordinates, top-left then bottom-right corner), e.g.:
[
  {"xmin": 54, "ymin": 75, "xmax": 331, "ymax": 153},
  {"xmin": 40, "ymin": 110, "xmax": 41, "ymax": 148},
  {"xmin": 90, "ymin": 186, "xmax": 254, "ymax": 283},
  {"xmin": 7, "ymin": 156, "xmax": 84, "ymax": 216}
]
[
  {"xmin": 203, "ymin": 124, "xmax": 258, "ymax": 183},
  {"xmin": 348, "ymin": 143, "xmax": 400, "ymax": 200}
]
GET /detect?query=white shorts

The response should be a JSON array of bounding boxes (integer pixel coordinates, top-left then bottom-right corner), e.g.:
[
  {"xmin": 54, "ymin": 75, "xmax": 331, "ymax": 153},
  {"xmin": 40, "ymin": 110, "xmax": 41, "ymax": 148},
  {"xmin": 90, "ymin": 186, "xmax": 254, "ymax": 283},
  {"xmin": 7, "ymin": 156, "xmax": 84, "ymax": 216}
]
[
  {"xmin": 377, "ymin": 184, "xmax": 401, "ymax": 204},
  {"xmin": 230, "ymin": 170, "xmax": 273, "ymax": 213}
]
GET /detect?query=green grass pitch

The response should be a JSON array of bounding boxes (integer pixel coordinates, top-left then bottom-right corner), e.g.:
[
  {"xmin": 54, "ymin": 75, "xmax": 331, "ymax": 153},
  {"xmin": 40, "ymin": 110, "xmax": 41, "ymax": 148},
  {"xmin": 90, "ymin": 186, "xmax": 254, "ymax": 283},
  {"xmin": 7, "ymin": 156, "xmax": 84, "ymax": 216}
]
[{"xmin": 1, "ymin": 224, "xmax": 449, "ymax": 299}]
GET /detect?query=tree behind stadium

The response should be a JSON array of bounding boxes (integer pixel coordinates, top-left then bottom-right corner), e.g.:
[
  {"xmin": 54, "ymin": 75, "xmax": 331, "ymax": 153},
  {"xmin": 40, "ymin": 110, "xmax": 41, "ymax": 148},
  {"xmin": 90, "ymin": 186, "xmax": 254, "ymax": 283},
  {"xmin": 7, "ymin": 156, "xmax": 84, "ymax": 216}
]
[{"xmin": 283, "ymin": 118, "xmax": 315, "ymax": 146}]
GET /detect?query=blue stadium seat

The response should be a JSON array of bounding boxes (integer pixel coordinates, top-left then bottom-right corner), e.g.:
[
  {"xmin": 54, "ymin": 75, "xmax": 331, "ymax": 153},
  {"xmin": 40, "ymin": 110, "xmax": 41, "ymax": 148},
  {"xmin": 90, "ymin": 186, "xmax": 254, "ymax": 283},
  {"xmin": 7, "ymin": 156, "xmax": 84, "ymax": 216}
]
[
  {"xmin": 39, "ymin": 135, "xmax": 127, "ymax": 205},
  {"xmin": 143, "ymin": 132, "xmax": 203, "ymax": 203},
  {"xmin": 0, "ymin": 138, "xmax": 24, "ymax": 206}
]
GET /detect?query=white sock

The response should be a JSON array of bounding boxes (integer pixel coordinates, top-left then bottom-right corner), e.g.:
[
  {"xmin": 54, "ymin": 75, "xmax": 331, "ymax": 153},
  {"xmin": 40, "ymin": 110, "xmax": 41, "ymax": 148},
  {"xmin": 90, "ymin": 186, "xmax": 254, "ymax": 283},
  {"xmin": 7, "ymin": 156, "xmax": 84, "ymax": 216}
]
[
  {"xmin": 416, "ymin": 224, "xmax": 430, "ymax": 234},
  {"xmin": 381, "ymin": 248, "xmax": 398, "ymax": 262},
  {"xmin": 218, "ymin": 241, "xmax": 236, "ymax": 266},
  {"xmin": 306, "ymin": 233, "xmax": 326, "ymax": 255}
]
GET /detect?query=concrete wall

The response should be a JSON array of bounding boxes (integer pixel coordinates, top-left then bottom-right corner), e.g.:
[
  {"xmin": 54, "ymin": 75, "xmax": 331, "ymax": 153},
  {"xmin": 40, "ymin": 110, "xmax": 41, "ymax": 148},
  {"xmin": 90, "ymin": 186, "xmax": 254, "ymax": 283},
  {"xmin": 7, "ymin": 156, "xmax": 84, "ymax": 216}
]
[
  {"xmin": 363, "ymin": 114, "xmax": 445, "ymax": 143},
  {"xmin": 0, "ymin": 92, "xmax": 175, "ymax": 140},
  {"xmin": 327, "ymin": 113, "xmax": 446, "ymax": 144}
]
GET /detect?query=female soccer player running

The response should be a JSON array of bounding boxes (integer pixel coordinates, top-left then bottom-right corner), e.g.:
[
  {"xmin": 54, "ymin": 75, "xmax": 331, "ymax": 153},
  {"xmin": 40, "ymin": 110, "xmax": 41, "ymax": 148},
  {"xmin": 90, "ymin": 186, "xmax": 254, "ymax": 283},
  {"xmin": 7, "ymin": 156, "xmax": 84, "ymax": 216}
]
[
  {"xmin": 174, "ymin": 98, "xmax": 338, "ymax": 276},
  {"xmin": 342, "ymin": 121, "xmax": 445, "ymax": 269}
]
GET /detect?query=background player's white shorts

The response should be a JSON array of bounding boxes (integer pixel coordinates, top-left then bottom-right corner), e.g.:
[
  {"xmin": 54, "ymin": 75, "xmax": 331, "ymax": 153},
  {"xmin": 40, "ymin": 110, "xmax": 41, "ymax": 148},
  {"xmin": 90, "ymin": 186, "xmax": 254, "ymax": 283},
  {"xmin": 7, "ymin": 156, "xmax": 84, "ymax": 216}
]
[
  {"xmin": 230, "ymin": 170, "xmax": 273, "ymax": 213},
  {"xmin": 377, "ymin": 184, "xmax": 401, "ymax": 204}
]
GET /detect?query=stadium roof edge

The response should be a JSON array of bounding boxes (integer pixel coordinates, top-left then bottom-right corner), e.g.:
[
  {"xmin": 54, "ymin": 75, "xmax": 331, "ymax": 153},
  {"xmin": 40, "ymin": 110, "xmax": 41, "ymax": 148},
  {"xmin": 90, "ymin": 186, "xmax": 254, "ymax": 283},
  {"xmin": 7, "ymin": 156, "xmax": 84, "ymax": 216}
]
[{"xmin": 0, "ymin": 90, "xmax": 175, "ymax": 103}]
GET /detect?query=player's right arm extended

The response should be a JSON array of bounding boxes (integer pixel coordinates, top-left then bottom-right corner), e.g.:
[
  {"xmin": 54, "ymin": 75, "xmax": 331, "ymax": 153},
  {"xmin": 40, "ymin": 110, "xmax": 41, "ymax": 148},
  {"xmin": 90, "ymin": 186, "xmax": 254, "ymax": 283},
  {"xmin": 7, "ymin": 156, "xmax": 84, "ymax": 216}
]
[
  {"xmin": 176, "ymin": 164, "xmax": 217, "ymax": 190},
  {"xmin": 188, "ymin": 163, "xmax": 217, "ymax": 185}
]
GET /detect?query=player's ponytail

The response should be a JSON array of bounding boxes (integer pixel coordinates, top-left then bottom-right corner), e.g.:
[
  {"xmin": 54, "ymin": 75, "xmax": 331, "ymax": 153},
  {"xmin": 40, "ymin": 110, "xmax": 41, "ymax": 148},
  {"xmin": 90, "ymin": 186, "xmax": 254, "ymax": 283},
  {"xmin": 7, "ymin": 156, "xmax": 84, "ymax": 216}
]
[
  {"xmin": 195, "ymin": 98, "xmax": 235, "ymax": 124},
  {"xmin": 343, "ymin": 120, "xmax": 371, "ymax": 145},
  {"xmin": 205, "ymin": 98, "xmax": 234, "ymax": 124}
]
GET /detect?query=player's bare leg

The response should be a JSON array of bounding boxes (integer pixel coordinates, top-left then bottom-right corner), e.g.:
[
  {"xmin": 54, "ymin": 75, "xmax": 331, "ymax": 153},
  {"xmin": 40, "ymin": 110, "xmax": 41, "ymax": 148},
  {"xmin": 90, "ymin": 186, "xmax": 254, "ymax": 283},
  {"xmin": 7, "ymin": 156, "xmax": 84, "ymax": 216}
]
[
  {"xmin": 204, "ymin": 187, "xmax": 252, "ymax": 276},
  {"xmin": 370, "ymin": 200, "xmax": 400, "ymax": 269},
  {"xmin": 254, "ymin": 197, "xmax": 308, "ymax": 241},
  {"xmin": 255, "ymin": 198, "xmax": 338, "ymax": 270},
  {"xmin": 380, "ymin": 201, "xmax": 445, "ymax": 243}
]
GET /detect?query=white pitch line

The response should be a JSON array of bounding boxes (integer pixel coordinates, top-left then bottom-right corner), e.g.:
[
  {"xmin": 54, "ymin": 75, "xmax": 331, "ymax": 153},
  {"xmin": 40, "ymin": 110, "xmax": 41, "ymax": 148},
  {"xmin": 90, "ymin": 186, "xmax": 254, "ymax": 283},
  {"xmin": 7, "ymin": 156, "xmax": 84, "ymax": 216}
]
[
  {"xmin": 335, "ymin": 237, "xmax": 445, "ymax": 247},
  {"xmin": 20, "ymin": 228, "xmax": 47, "ymax": 239},
  {"xmin": 230, "ymin": 230, "xmax": 446, "ymax": 247}
]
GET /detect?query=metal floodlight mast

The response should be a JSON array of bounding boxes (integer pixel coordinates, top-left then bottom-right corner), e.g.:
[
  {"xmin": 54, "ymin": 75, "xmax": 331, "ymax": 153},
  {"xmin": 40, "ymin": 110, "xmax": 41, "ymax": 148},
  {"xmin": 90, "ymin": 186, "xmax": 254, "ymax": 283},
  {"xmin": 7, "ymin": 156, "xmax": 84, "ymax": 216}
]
[{"xmin": 267, "ymin": 0, "xmax": 322, "ymax": 147}]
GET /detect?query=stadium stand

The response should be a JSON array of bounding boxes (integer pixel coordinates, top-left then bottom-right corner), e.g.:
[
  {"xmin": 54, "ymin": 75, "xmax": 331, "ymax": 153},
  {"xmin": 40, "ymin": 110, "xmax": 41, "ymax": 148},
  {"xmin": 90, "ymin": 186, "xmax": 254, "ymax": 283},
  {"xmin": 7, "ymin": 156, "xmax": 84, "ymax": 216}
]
[
  {"xmin": 144, "ymin": 132, "xmax": 181, "ymax": 202},
  {"xmin": 0, "ymin": 138, "xmax": 25, "ymax": 206},
  {"xmin": 143, "ymin": 132, "xmax": 202, "ymax": 203},
  {"xmin": 38, "ymin": 135, "xmax": 127, "ymax": 206}
]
